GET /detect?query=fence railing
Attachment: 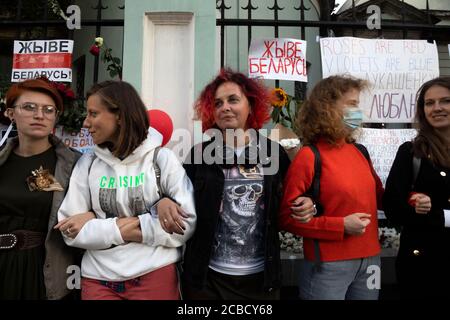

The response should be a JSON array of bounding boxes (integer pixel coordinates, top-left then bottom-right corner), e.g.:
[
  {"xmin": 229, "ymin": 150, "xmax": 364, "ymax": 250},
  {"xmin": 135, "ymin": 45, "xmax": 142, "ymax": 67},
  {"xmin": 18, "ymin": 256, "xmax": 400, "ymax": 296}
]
[
  {"xmin": 216, "ymin": 0, "xmax": 450, "ymax": 127},
  {"xmin": 0, "ymin": 0, "xmax": 125, "ymax": 86}
]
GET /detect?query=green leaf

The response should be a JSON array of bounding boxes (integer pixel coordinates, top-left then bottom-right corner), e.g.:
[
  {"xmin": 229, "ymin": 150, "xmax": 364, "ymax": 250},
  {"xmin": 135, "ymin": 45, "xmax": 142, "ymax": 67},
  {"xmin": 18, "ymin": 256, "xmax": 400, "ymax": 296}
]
[
  {"xmin": 280, "ymin": 118, "xmax": 290, "ymax": 127},
  {"xmin": 109, "ymin": 69, "xmax": 118, "ymax": 78},
  {"xmin": 295, "ymin": 99, "xmax": 303, "ymax": 116},
  {"xmin": 271, "ymin": 107, "xmax": 281, "ymax": 123},
  {"xmin": 113, "ymin": 57, "xmax": 121, "ymax": 64}
]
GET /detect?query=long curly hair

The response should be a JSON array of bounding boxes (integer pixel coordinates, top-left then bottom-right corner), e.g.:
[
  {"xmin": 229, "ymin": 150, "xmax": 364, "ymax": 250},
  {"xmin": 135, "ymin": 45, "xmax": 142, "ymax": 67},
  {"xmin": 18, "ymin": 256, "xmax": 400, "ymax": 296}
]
[
  {"xmin": 195, "ymin": 68, "xmax": 270, "ymax": 131},
  {"xmin": 413, "ymin": 76, "xmax": 450, "ymax": 168},
  {"xmin": 296, "ymin": 75, "xmax": 368, "ymax": 145}
]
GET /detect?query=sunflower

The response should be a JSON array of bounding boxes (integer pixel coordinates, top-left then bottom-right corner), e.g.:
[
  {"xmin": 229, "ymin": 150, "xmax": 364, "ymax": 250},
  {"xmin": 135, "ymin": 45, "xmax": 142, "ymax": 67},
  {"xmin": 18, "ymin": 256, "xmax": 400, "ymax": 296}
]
[{"xmin": 271, "ymin": 88, "xmax": 288, "ymax": 108}]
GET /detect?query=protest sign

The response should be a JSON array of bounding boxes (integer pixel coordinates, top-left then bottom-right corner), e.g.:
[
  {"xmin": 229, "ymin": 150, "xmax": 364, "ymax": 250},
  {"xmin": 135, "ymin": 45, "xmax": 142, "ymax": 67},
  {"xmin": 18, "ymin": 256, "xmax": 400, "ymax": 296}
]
[
  {"xmin": 248, "ymin": 38, "xmax": 307, "ymax": 82},
  {"xmin": 12, "ymin": 40, "xmax": 73, "ymax": 82},
  {"xmin": 54, "ymin": 127, "xmax": 93, "ymax": 154},
  {"xmin": 320, "ymin": 37, "xmax": 439, "ymax": 123},
  {"xmin": 356, "ymin": 128, "xmax": 417, "ymax": 186}
]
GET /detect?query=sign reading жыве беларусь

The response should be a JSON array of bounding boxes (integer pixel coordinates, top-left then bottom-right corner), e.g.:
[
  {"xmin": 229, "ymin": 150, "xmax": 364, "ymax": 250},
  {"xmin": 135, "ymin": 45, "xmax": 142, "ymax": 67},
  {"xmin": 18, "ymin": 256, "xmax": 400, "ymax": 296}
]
[{"xmin": 11, "ymin": 39, "xmax": 74, "ymax": 83}]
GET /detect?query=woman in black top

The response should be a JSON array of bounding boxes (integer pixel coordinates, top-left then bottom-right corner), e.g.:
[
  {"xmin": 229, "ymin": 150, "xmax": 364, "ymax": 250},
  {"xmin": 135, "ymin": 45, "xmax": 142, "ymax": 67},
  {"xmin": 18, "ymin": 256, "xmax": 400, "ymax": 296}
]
[
  {"xmin": 175, "ymin": 69, "xmax": 313, "ymax": 299},
  {"xmin": 383, "ymin": 76, "xmax": 450, "ymax": 299},
  {"xmin": 0, "ymin": 78, "xmax": 86, "ymax": 299},
  {"xmin": 156, "ymin": 69, "xmax": 315, "ymax": 299}
]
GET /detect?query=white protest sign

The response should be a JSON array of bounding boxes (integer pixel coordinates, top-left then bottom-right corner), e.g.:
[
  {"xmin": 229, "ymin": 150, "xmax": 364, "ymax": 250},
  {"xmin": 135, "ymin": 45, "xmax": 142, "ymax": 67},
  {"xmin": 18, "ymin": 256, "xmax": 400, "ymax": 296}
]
[
  {"xmin": 54, "ymin": 127, "xmax": 93, "ymax": 154},
  {"xmin": 12, "ymin": 40, "xmax": 73, "ymax": 82},
  {"xmin": 356, "ymin": 128, "xmax": 417, "ymax": 186},
  {"xmin": 320, "ymin": 37, "xmax": 439, "ymax": 123},
  {"xmin": 248, "ymin": 38, "xmax": 307, "ymax": 82}
]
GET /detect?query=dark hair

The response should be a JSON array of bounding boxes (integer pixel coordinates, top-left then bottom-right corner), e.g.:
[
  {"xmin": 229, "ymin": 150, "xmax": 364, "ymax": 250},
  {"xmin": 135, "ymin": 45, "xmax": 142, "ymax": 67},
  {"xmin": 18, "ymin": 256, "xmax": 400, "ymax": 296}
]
[
  {"xmin": 86, "ymin": 81, "xmax": 149, "ymax": 159},
  {"xmin": 5, "ymin": 77, "xmax": 64, "ymax": 112},
  {"xmin": 413, "ymin": 76, "xmax": 450, "ymax": 168},
  {"xmin": 195, "ymin": 68, "xmax": 270, "ymax": 131},
  {"xmin": 296, "ymin": 75, "xmax": 368, "ymax": 145}
]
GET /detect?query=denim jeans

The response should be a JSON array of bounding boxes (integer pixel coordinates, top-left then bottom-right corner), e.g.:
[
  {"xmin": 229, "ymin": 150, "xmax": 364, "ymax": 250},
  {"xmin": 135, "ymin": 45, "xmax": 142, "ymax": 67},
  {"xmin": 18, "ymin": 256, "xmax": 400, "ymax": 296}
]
[{"xmin": 299, "ymin": 255, "xmax": 381, "ymax": 300}]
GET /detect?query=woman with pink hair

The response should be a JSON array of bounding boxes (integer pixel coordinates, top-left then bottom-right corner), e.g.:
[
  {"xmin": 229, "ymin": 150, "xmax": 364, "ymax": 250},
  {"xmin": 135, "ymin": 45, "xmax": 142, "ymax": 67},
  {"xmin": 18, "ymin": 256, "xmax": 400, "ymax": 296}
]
[{"xmin": 172, "ymin": 68, "xmax": 314, "ymax": 299}]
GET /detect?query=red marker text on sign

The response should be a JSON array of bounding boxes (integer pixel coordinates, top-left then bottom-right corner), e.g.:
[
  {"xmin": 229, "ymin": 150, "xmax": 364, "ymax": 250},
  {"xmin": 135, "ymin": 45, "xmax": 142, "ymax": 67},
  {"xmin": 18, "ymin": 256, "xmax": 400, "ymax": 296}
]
[
  {"xmin": 249, "ymin": 57, "xmax": 307, "ymax": 76},
  {"xmin": 262, "ymin": 40, "xmax": 303, "ymax": 59}
]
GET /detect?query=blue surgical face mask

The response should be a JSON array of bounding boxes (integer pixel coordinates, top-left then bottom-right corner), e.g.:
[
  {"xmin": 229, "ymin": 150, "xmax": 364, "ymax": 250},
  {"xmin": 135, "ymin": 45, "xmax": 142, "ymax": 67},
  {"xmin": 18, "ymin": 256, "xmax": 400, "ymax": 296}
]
[{"xmin": 343, "ymin": 107, "xmax": 363, "ymax": 129}]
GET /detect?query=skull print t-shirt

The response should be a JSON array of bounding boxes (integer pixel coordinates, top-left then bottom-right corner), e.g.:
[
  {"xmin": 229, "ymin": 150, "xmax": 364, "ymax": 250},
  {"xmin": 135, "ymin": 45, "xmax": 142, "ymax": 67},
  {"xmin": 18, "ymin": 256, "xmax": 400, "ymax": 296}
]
[{"xmin": 209, "ymin": 164, "xmax": 265, "ymax": 276}]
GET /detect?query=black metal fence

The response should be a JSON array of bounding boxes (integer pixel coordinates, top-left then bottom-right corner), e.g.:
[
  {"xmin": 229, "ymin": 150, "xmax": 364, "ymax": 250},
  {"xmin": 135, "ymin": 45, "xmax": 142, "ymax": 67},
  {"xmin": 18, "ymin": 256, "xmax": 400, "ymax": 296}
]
[
  {"xmin": 216, "ymin": 0, "xmax": 450, "ymax": 108},
  {"xmin": 2, "ymin": 0, "xmax": 450, "ymax": 107},
  {"xmin": 0, "ymin": 0, "xmax": 125, "ymax": 91}
]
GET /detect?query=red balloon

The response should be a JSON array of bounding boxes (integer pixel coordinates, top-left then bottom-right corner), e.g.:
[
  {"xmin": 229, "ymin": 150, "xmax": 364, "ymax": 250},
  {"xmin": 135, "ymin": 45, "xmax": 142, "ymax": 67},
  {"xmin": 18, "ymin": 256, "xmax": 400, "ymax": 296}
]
[{"xmin": 147, "ymin": 109, "xmax": 173, "ymax": 146}]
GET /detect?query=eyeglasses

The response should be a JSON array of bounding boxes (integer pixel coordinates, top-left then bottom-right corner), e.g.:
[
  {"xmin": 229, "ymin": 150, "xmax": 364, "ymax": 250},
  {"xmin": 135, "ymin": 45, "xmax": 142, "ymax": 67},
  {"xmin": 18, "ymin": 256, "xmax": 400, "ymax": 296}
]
[{"xmin": 14, "ymin": 103, "xmax": 59, "ymax": 119}]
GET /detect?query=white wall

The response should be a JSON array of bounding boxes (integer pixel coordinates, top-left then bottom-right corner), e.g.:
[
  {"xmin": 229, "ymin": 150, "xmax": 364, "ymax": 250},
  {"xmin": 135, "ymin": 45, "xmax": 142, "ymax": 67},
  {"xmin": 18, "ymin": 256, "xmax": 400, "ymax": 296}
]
[{"xmin": 141, "ymin": 13, "xmax": 195, "ymax": 152}]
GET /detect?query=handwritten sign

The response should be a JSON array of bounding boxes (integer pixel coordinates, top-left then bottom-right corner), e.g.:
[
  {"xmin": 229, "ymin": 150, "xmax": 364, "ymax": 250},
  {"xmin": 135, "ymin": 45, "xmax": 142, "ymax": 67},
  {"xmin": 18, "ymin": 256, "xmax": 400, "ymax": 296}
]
[
  {"xmin": 356, "ymin": 128, "xmax": 417, "ymax": 186},
  {"xmin": 320, "ymin": 37, "xmax": 439, "ymax": 123},
  {"xmin": 54, "ymin": 127, "xmax": 93, "ymax": 154},
  {"xmin": 12, "ymin": 40, "xmax": 73, "ymax": 82},
  {"xmin": 248, "ymin": 38, "xmax": 307, "ymax": 82}
]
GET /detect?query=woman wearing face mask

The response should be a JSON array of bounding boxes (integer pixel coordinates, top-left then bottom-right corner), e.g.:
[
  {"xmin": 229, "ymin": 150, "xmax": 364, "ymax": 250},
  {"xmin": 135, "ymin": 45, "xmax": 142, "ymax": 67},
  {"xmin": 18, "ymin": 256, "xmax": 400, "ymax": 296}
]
[
  {"xmin": 279, "ymin": 75, "xmax": 384, "ymax": 300},
  {"xmin": 0, "ymin": 77, "xmax": 84, "ymax": 299},
  {"xmin": 383, "ymin": 76, "xmax": 450, "ymax": 299}
]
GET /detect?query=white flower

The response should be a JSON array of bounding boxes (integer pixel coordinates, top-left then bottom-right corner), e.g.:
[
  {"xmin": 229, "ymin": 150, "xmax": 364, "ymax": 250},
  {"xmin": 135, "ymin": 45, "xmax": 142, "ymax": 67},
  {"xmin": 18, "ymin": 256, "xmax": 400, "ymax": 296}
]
[
  {"xmin": 279, "ymin": 138, "xmax": 300, "ymax": 150},
  {"xmin": 95, "ymin": 37, "xmax": 104, "ymax": 47},
  {"xmin": 379, "ymin": 227, "xmax": 400, "ymax": 249}
]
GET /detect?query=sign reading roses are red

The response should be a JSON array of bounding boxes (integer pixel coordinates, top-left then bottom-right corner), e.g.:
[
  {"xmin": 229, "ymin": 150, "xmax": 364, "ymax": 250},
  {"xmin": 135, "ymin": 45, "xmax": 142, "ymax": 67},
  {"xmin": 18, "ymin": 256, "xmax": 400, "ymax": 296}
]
[
  {"xmin": 248, "ymin": 38, "xmax": 308, "ymax": 82},
  {"xmin": 11, "ymin": 39, "xmax": 74, "ymax": 82}
]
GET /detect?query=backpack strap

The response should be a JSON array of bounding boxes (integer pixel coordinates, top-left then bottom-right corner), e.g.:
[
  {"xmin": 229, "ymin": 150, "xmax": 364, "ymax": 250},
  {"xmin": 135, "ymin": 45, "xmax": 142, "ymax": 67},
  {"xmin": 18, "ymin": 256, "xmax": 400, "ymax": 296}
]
[
  {"xmin": 354, "ymin": 143, "xmax": 370, "ymax": 161},
  {"xmin": 308, "ymin": 145, "xmax": 321, "ymax": 203},
  {"xmin": 87, "ymin": 153, "xmax": 97, "ymax": 176},
  {"xmin": 306, "ymin": 145, "xmax": 323, "ymax": 270},
  {"xmin": 153, "ymin": 146, "xmax": 162, "ymax": 198},
  {"xmin": 353, "ymin": 143, "xmax": 380, "ymax": 182}
]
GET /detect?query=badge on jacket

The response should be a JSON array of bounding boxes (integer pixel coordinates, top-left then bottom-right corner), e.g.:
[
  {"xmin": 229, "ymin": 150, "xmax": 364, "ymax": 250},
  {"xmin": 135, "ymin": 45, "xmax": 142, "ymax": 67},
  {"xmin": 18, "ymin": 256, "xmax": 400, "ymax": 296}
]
[{"xmin": 26, "ymin": 166, "xmax": 63, "ymax": 192}]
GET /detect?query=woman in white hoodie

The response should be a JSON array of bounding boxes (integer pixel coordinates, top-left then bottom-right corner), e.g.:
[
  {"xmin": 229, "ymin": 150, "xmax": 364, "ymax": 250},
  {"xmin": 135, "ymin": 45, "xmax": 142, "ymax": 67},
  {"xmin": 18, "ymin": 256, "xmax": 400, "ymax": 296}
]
[{"xmin": 56, "ymin": 80, "xmax": 196, "ymax": 300}]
